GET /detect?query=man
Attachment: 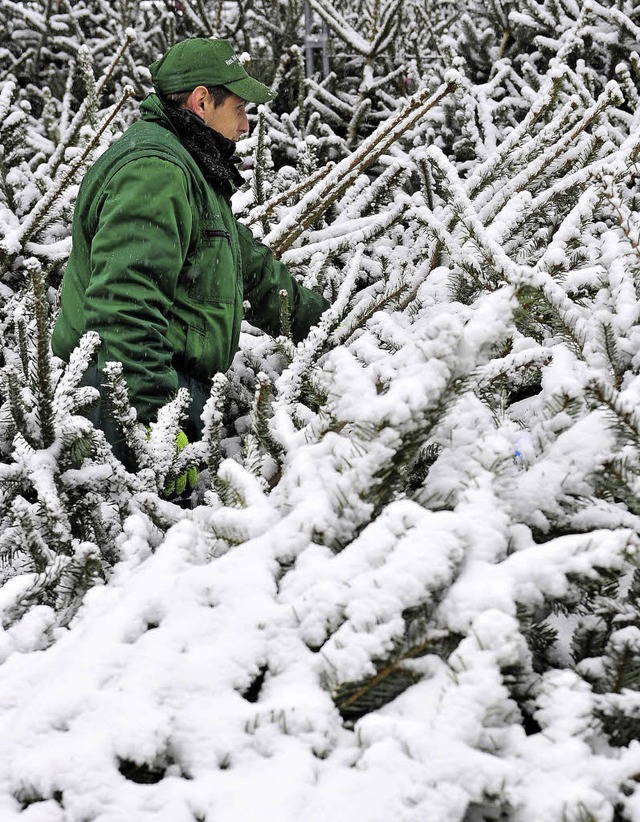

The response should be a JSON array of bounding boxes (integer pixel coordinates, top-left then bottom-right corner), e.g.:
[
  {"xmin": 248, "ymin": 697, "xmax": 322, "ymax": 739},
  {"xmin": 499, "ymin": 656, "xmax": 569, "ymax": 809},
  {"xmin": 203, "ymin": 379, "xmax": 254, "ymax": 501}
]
[{"xmin": 52, "ymin": 38, "xmax": 328, "ymax": 468}]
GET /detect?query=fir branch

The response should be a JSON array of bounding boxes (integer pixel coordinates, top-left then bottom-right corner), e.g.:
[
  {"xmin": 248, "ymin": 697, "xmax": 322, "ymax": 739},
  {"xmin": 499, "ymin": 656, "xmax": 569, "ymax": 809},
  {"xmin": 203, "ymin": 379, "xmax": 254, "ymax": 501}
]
[
  {"xmin": 587, "ymin": 378, "xmax": 640, "ymax": 441},
  {"xmin": 478, "ymin": 80, "xmax": 624, "ymax": 223},
  {"xmin": 52, "ymin": 331, "xmax": 101, "ymax": 418},
  {"xmin": 426, "ymin": 146, "xmax": 523, "ymax": 287},
  {"xmin": 26, "ymin": 259, "xmax": 55, "ymax": 448},
  {"xmin": 43, "ymin": 37, "xmax": 133, "ymax": 183},
  {"xmin": 330, "ymin": 273, "xmax": 412, "ymax": 347},
  {"xmin": 3, "ymin": 366, "xmax": 29, "ymax": 441},
  {"xmin": 282, "ymin": 202, "xmax": 409, "ymax": 265},
  {"xmin": 278, "ymin": 288, "xmax": 293, "ymax": 340},
  {"xmin": 148, "ymin": 388, "xmax": 198, "ymax": 492},
  {"xmin": 475, "ymin": 347, "xmax": 552, "ymax": 395},
  {"xmin": 77, "ymin": 46, "xmax": 98, "ymax": 126},
  {"xmin": 594, "ymin": 694, "xmax": 640, "ymax": 748},
  {"xmin": 333, "ymin": 624, "xmax": 459, "ymax": 720},
  {"xmin": 127, "ymin": 492, "xmax": 186, "ymax": 535},
  {"xmin": 606, "ymin": 630, "xmax": 640, "ymax": 694},
  {"xmin": 274, "ymin": 247, "xmax": 363, "ymax": 414},
  {"xmin": 370, "ymin": 373, "xmax": 470, "ymax": 514},
  {"xmin": 172, "ymin": 0, "xmax": 215, "ymax": 36},
  {"xmin": 466, "ymin": 66, "xmax": 571, "ymax": 201},
  {"xmin": 333, "ymin": 652, "xmax": 424, "ymax": 719},
  {"xmin": 572, "ymin": 616, "xmax": 609, "ymax": 665},
  {"xmin": 512, "ymin": 273, "xmax": 589, "ymax": 352},
  {"xmin": 252, "ymin": 108, "xmax": 269, "ymax": 209},
  {"xmin": 292, "ymin": 45, "xmax": 306, "ymax": 132},
  {"xmin": 347, "ymin": 97, "xmax": 372, "ymax": 147},
  {"xmin": 5, "ymin": 84, "xmax": 135, "ymax": 254},
  {"xmin": 12, "ymin": 495, "xmax": 57, "ymax": 573},
  {"xmin": 337, "ymin": 161, "xmax": 409, "ymax": 221},
  {"xmin": 252, "ymin": 372, "xmax": 284, "ymax": 461},
  {"xmin": 517, "ymin": 604, "xmax": 559, "ymax": 674},
  {"xmin": 201, "ymin": 373, "xmax": 228, "ymax": 487},
  {"xmin": 305, "ymin": 0, "xmax": 374, "ymax": 56},
  {"xmin": 95, "ymin": 28, "xmax": 136, "ymax": 96},
  {"xmin": 244, "ymin": 162, "xmax": 336, "ymax": 228},
  {"xmin": 101, "ymin": 361, "xmax": 149, "ymax": 467},
  {"xmin": 265, "ymin": 75, "xmax": 459, "ymax": 255},
  {"xmin": 15, "ymin": 314, "xmax": 29, "ymax": 382},
  {"xmin": 0, "ymin": 79, "xmax": 16, "ymax": 130},
  {"xmin": 600, "ymin": 321, "xmax": 626, "ymax": 389},
  {"xmin": 367, "ymin": 0, "xmax": 404, "ymax": 57}
]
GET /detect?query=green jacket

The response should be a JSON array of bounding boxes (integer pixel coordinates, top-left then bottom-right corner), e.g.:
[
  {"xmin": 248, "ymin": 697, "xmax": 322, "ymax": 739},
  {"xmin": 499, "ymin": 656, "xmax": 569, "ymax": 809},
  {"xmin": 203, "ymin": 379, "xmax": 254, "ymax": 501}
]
[{"xmin": 52, "ymin": 94, "xmax": 327, "ymax": 431}]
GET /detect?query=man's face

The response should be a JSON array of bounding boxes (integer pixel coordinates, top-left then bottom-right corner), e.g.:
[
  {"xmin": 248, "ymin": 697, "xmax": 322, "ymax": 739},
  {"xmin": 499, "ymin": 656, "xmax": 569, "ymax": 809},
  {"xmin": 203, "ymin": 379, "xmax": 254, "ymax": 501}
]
[{"xmin": 202, "ymin": 91, "xmax": 249, "ymax": 141}]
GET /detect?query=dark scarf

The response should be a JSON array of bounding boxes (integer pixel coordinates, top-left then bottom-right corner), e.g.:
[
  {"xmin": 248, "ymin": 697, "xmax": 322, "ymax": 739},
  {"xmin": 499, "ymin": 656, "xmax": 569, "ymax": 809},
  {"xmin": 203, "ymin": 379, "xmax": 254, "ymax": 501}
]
[{"xmin": 163, "ymin": 104, "xmax": 244, "ymax": 196}]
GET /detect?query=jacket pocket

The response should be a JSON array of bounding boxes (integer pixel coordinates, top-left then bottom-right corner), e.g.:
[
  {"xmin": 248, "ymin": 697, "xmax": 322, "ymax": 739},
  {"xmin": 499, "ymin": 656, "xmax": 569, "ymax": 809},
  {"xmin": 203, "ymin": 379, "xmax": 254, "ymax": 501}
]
[
  {"xmin": 203, "ymin": 228, "xmax": 231, "ymax": 241},
  {"xmin": 188, "ymin": 223, "xmax": 237, "ymax": 304}
]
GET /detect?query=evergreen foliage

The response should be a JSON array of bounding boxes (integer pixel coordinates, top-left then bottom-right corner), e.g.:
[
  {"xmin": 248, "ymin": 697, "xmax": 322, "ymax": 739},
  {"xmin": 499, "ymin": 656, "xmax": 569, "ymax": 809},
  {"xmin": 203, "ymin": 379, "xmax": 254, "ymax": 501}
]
[
  {"xmin": 0, "ymin": 258, "xmax": 134, "ymax": 624},
  {"xmin": 1, "ymin": 0, "xmax": 640, "ymax": 819}
]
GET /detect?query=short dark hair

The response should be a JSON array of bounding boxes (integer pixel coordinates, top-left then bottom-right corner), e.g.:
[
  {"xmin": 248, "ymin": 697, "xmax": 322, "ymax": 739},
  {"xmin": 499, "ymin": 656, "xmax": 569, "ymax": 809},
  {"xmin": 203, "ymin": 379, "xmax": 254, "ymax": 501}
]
[{"xmin": 161, "ymin": 84, "xmax": 233, "ymax": 108}]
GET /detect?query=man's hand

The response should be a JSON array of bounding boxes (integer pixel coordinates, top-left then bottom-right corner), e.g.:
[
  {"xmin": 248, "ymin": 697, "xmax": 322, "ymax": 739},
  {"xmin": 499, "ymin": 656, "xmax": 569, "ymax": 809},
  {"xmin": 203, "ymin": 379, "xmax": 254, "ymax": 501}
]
[{"xmin": 164, "ymin": 430, "xmax": 198, "ymax": 497}]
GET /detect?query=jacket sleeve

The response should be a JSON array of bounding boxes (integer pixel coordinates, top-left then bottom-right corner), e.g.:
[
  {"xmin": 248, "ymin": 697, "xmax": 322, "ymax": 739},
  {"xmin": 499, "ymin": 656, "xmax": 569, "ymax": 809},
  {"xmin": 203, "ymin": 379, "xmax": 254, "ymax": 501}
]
[
  {"xmin": 83, "ymin": 156, "xmax": 193, "ymax": 423},
  {"xmin": 236, "ymin": 222, "xmax": 329, "ymax": 343}
]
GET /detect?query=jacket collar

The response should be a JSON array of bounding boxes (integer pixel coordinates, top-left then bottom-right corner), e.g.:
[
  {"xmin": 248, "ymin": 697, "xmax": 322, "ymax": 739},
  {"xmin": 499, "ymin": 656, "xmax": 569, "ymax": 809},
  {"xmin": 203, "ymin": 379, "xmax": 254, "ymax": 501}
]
[{"xmin": 140, "ymin": 94, "xmax": 244, "ymax": 194}]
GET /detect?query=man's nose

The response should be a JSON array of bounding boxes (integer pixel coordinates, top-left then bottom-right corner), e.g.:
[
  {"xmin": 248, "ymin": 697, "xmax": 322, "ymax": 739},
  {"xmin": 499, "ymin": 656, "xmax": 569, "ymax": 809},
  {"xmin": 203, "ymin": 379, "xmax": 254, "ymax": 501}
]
[{"xmin": 239, "ymin": 111, "xmax": 249, "ymax": 135}]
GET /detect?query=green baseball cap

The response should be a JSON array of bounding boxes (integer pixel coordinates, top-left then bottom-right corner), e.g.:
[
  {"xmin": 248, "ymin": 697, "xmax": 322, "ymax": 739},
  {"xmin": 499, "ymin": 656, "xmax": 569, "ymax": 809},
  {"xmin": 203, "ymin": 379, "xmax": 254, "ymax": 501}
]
[{"xmin": 150, "ymin": 38, "xmax": 275, "ymax": 103}]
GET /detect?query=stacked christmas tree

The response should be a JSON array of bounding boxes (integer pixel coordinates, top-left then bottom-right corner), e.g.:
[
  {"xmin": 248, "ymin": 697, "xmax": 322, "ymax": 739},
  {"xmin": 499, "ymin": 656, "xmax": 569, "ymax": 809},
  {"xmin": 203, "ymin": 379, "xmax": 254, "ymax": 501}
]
[{"xmin": 1, "ymin": 0, "xmax": 640, "ymax": 819}]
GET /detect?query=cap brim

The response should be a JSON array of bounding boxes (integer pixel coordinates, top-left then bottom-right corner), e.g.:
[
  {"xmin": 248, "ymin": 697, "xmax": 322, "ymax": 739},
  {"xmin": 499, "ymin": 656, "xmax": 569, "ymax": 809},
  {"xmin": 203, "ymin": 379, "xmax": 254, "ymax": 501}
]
[{"xmin": 224, "ymin": 76, "xmax": 275, "ymax": 104}]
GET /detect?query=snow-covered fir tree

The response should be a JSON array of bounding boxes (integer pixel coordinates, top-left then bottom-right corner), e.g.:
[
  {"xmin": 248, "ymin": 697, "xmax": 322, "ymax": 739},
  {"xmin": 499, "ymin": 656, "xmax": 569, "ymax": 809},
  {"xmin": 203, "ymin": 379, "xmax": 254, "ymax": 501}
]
[{"xmin": 1, "ymin": 1, "xmax": 640, "ymax": 820}]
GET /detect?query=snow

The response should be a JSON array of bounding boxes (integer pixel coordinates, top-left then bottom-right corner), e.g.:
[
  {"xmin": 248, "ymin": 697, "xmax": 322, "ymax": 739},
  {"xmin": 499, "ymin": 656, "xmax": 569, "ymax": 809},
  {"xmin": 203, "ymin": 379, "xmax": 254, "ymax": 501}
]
[
  {"xmin": 4, "ymin": 4, "xmax": 640, "ymax": 821},
  {"xmin": 0, "ymin": 408, "xmax": 638, "ymax": 822},
  {"xmin": 0, "ymin": 507, "xmax": 630, "ymax": 822}
]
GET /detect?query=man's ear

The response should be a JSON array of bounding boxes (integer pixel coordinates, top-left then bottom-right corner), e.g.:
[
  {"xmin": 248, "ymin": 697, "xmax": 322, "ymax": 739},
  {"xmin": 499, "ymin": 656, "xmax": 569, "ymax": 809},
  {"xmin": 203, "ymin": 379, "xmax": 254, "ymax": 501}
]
[{"xmin": 186, "ymin": 86, "xmax": 208, "ymax": 120}]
